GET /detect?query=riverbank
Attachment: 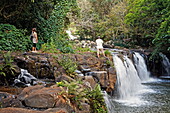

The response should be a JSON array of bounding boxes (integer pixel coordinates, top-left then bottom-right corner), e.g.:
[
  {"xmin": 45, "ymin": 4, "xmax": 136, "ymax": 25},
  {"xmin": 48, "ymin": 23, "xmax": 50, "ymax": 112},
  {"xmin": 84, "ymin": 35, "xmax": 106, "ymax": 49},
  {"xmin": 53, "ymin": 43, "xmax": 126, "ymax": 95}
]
[{"xmin": 0, "ymin": 50, "xmax": 116, "ymax": 113}]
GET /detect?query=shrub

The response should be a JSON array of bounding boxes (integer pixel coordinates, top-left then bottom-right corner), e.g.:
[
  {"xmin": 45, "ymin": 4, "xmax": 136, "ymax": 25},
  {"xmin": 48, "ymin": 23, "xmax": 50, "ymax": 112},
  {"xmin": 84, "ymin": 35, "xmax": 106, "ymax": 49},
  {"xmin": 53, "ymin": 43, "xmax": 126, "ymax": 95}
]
[
  {"xmin": 57, "ymin": 80, "xmax": 88, "ymax": 110},
  {"xmin": 0, "ymin": 24, "xmax": 31, "ymax": 51},
  {"xmin": 57, "ymin": 55, "xmax": 77, "ymax": 76},
  {"xmin": 57, "ymin": 81, "xmax": 108, "ymax": 113},
  {"xmin": 0, "ymin": 51, "xmax": 17, "ymax": 85},
  {"xmin": 104, "ymin": 50, "xmax": 111, "ymax": 56},
  {"xmin": 86, "ymin": 84, "xmax": 108, "ymax": 113}
]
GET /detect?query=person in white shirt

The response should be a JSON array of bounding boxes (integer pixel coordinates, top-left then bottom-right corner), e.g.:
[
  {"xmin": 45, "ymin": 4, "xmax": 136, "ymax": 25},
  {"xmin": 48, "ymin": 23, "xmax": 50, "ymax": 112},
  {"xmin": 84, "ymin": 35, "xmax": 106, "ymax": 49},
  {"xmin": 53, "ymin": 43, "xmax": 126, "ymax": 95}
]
[
  {"xmin": 31, "ymin": 28, "xmax": 38, "ymax": 52},
  {"xmin": 95, "ymin": 36, "xmax": 105, "ymax": 58}
]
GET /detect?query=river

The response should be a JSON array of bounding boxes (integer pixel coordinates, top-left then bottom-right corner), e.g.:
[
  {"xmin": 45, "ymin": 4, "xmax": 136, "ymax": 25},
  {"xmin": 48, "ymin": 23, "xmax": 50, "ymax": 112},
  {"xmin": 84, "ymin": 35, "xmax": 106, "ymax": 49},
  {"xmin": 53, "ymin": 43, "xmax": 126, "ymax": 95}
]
[
  {"xmin": 105, "ymin": 79, "xmax": 170, "ymax": 113},
  {"xmin": 104, "ymin": 51, "xmax": 170, "ymax": 113}
]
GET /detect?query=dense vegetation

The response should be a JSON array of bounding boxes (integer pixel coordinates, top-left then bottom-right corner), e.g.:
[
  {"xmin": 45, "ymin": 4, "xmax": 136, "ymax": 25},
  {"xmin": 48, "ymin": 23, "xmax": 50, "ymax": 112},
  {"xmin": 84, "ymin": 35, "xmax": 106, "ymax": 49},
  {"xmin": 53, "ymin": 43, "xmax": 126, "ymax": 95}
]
[
  {"xmin": 0, "ymin": 0, "xmax": 78, "ymax": 52},
  {"xmin": 0, "ymin": 0, "xmax": 169, "ymax": 112},
  {"xmin": 0, "ymin": 0, "xmax": 169, "ymax": 55},
  {"xmin": 125, "ymin": 0, "xmax": 170, "ymax": 57}
]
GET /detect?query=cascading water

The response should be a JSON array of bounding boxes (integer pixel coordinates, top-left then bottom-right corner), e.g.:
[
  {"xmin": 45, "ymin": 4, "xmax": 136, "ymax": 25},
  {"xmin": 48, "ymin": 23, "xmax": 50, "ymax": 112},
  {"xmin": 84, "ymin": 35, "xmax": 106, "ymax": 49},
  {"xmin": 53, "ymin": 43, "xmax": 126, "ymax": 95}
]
[
  {"xmin": 133, "ymin": 52, "xmax": 151, "ymax": 81},
  {"xmin": 113, "ymin": 55, "xmax": 143, "ymax": 99},
  {"xmin": 104, "ymin": 51, "xmax": 170, "ymax": 113},
  {"xmin": 159, "ymin": 53, "xmax": 170, "ymax": 76},
  {"xmin": 14, "ymin": 69, "xmax": 37, "ymax": 87}
]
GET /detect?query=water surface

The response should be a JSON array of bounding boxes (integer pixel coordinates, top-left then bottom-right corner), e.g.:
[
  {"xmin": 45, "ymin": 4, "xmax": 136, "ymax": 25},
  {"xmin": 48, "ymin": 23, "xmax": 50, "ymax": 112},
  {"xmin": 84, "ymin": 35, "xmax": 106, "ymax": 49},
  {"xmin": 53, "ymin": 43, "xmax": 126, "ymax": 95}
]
[{"xmin": 106, "ymin": 79, "xmax": 170, "ymax": 113}]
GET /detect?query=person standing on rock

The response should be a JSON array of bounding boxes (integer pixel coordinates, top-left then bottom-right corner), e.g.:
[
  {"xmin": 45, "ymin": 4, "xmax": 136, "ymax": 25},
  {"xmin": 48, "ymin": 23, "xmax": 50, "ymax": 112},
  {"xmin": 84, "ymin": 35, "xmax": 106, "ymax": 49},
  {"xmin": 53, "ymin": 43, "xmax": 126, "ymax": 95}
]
[
  {"xmin": 31, "ymin": 28, "xmax": 38, "ymax": 52},
  {"xmin": 96, "ymin": 36, "xmax": 105, "ymax": 58}
]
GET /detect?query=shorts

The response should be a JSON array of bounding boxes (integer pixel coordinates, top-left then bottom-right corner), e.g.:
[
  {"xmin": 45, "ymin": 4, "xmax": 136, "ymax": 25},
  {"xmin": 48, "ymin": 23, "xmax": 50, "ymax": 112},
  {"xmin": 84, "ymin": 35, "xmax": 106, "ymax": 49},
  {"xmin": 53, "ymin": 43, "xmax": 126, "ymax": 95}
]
[
  {"xmin": 33, "ymin": 43, "xmax": 36, "ymax": 47},
  {"xmin": 96, "ymin": 46, "xmax": 103, "ymax": 49}
]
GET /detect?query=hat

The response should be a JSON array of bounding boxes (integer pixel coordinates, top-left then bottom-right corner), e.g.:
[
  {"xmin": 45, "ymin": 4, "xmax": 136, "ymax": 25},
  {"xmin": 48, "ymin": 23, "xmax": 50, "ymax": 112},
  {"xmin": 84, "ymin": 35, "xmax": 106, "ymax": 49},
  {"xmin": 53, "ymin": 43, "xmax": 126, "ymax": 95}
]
[{"xmin": 32, "ymin": 28, "xmax": 36, "ymax": 31}]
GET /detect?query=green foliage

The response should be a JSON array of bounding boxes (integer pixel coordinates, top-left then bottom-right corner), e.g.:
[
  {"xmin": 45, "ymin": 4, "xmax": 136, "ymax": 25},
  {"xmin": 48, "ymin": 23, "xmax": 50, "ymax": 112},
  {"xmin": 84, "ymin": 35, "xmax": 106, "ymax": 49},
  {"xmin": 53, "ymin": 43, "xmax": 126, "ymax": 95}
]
[
  {"xmin": 57, "ymin": 81, "xmax": 107, "ymax": 113},
  {"xmin": 57, "ymin": 80, "xmax": 88, "ymax": 110},
  {"xmin": 114, "ymin": 42, "xmax": 129, "ymax": 48},
  {"xmin": 0, "ymin": 51, "xmax": 17, "ymax": 85},
  {"xmin": 0, "ymin": 24, "xmax": 31, "ymax": 51},
  {"xmin": 106, "ymin": 59, "xmax": 114, "ymax": 68},
  {"xmin": 125, "ymin": 0, "xmax": 170, "ymax": 54},
  {"xmin": 94, "ymin": 0, "xmax": 128, "ymax": 41},
  {"xmin": 3, "ymin": 51, "xmax": 13, "ymax": 66},
  {"xmin": 86, "ymin": 84, "xmax": 107, "ymax": 113},
  {"xmin": 104, "ymin": 50, "xmax": 111, "ymax": 56},
  {"xmin": 57, "ymin": 55, "xmax": 77, "ymax": 76},
  {"xmin": 1, "ymin": 0, "xmax": 79, "ymax": 52},
  {"xmin": 41, "ymin": 37, "xmax": 60, "ymax": 53},
  {"xmin": 0, "ymin": 65, "xmax": 6, "ymax": 77},
  {"xmin": 38, "ymin": 0, "xmax": 78, "ymax": 53},
  {"xmin": 2, "ymin": 51, "xmax": 16, "ymax": 76},
  {"xmin": 151, "ymin": 35, "xmax": 170, "ymax": 59},
  {"xmin": 75, "ymin": 47, "xmax": 92, "ymax": 53},
  {"xmin": 75, "ymin": 0, "xmax": 128, "ymax": 41}
]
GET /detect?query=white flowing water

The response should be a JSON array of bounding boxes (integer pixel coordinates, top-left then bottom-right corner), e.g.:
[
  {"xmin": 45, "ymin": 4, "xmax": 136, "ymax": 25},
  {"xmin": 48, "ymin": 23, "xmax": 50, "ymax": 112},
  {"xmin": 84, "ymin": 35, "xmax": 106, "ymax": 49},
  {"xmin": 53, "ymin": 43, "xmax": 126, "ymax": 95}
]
[
  {"xmin": 133, "ymin": 52, "xmax": 150, "ymax": 82},
  {"xmin": 105, "ymin": 79, "xmax": 170, "ymax": 113},
  {"xmin": 104, "ymin": 53, "xmax": 170, "ymax": 113},
  {"xmin": 113, "ymin": 55, "xmax": 143, "ymax": 100},
  {"xmin": 14, "ymin": 69, "xmax": 37, "ymax": 86},
  {"xmin": 159, "ymin": 53, "xmax": 170, "ymax": 76}
]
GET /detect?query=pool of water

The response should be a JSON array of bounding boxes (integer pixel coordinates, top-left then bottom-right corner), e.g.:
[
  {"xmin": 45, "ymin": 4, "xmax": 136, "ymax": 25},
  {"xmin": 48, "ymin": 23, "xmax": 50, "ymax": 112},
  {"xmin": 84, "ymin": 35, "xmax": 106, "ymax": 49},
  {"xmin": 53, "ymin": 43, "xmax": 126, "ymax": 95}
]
[{"xmin": 105, "ymin": 79, "xmax": 170, "ymax": 113}]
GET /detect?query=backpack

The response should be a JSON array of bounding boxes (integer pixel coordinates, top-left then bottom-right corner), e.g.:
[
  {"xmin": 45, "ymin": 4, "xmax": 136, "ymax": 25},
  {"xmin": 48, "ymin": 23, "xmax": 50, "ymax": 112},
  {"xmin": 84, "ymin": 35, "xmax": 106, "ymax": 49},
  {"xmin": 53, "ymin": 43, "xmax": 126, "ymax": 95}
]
[{"xmin": 30, "ymin": 33, "xmax": 33, "ymax": 41}]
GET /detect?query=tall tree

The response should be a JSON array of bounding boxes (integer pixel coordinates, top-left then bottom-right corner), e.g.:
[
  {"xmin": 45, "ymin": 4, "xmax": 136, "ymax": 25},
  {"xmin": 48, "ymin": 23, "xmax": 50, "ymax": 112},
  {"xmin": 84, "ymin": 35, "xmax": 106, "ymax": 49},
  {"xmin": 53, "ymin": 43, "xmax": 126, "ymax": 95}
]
[{"xmin": 125, "ymin": 0, "xmax": 170, "ymax": 49}]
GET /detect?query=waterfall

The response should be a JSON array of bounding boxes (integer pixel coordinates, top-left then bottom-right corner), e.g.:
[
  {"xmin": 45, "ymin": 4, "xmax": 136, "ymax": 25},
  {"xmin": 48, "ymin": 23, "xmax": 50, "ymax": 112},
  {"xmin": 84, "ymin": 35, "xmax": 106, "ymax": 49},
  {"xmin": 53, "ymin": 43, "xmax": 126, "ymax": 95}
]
[
  {"xmin": 14, "ymin": 69, "xmax": 37, "ymax": 87},
  {"xmin": 133, "ymin": 52, "xmax": 150, "ymax": 81},
  {"xmin": 113, "ymin": 55, "xmax": 142, "ymax": 99},
  {"xmin": 103, "ymin": 91, "xmax": 114, "ymax": 113},
  {"xmin": 159, "ymin": 53, "xmax": 170, "ymax": 76}
]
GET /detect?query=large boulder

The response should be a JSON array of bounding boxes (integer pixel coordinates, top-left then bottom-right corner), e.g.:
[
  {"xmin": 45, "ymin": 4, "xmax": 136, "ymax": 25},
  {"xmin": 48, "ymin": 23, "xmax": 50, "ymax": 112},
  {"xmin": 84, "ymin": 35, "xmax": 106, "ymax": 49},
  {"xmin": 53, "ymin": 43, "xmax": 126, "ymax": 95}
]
[
  {"xmin": 1, "ymin": 96, "xmax": 24, "ymax": 108},
  {"xmin": 106, "ymin": 67, "xmax": 117, "ymax": 93},
  {"xmin": 14, "ymin": 54, "xmax": 54, "ymax": 79},
  {"xmin": 18, "ymin": 85, "xmax": 44, "ymax": 100},
  {"xmin": 22, "ymin": 86, "xmax": 62, "ymax": 108},
  {"xmin": 84, "ymin": 76, "xmax": 97, "ymax": 89},
  {"xmin": 91, "ymin": 71, "xmax": 109, "ymax": 89}
]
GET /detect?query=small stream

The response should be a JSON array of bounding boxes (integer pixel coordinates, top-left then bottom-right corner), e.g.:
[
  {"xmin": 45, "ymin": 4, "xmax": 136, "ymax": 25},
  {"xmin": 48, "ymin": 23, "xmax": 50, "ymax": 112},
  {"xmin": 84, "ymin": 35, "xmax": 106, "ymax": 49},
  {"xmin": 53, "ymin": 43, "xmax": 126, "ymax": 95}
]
[{"xmin": 105, "ymin": 79, "xmax": 170, "ymax": 113}]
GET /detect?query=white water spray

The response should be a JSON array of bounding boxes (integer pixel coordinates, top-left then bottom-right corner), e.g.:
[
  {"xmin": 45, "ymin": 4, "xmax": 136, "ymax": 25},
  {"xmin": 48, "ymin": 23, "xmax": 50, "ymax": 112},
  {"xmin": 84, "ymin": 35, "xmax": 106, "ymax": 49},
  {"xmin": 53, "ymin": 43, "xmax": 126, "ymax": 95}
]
[
  {"xmin": 113, "ymin": 55, "xmax": 143, "ymax": 99},
  {"xmin": 133, "ymin": 52, "xmax": 150, "ymax": 81},
  {"xmin": 159, "ymin": 53, "xmax": 170, "ymax": 76}
]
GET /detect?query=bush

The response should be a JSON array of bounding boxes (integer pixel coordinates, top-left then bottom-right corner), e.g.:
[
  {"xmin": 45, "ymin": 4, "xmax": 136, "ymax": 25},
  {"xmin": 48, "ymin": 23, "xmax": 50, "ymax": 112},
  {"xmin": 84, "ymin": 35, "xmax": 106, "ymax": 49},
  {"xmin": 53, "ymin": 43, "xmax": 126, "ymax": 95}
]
[
  {"xmin": 57, "ymin": 55, "xmax": 77, "ymax": 76},
  {"xmin": 104, "ymin": 50, "xmax": 111, "ymax": 56},
  {"xmin": 86, "ymin": 84, "xmax": 108, "ymax": 113},
  {"xmin": 0, "ymin": 24, "xmax": 31, "ymax": 51},
  {"xmin": 57, "ymin": 81, "xmax": 108, "ymax": 113}
]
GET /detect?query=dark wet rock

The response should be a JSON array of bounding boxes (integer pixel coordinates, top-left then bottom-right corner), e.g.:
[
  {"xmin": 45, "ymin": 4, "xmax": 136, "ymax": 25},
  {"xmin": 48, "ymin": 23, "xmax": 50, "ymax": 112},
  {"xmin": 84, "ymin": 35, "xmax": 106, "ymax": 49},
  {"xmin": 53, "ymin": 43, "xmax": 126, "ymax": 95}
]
[
  {"xmin": 1, "ymin": 96, "xmax": 24, "ymax": 108},
  {"xmin": 55, "ymin": 75, "xmax": 76, "ymax": 83},
  {"xmin": 22, "ymin": 86, "xmax": 63, "ymax": 108},
  {"xmin": 106, "ymin": 67, "xmax": 117, "ymax": 93},
  {"xmin": 20, "ymin": 86, "xmax": 62, "ymax": 108},
  {"xmin": 14, "ymin": 54, "xmax": 54, "ymax": 79},
  {"xmin": 84, "ymin": 76, "xmax": 97, "ymax": 89},
  {"xmin": 0, "ymin": 92, "xmax": 13, "ymax": 100},
  {"xmin": 54, "ymin": 95, "xmax": 74, "ymax": 113},
  {"xmin": 91, "ymin": 71, "xmax": 108, "ymax": 89},
  {"xmin": 18, "ymin": 85, "xmax": 44, "ymax": 101}
]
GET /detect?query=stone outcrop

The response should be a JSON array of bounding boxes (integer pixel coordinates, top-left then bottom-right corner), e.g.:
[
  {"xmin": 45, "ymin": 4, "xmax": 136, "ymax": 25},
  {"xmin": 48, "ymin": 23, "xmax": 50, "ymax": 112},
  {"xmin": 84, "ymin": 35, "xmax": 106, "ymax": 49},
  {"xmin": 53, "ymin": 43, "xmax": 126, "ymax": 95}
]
[
  {"xmin": 1, "ymin": 51, "xmax": 116, "ymax": 93},
  {"xmin": 0, "ymin": 51, "xmax": 117, "ymax": 112}
]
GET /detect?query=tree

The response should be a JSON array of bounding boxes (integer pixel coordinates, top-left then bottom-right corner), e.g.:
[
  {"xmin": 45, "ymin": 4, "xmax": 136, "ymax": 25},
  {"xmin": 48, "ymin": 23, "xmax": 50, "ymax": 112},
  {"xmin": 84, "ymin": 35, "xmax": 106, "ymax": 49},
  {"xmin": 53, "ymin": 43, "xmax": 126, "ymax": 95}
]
[{"xmin": 125, "ymin": 0, "xmax": 170, "ymax": 49}]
